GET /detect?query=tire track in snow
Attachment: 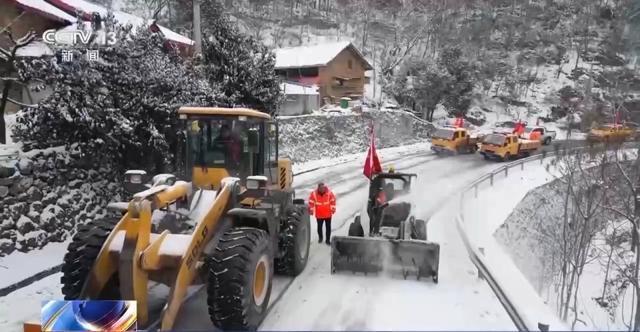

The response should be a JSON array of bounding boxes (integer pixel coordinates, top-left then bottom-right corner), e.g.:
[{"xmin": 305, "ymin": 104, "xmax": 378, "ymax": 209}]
[
  {"xmin": 0, "ymin": 150, "xmax": 433, "ymax": 298},
  {"xmin": 259, "ymin": 155, "xmax": 512, "ymax": 331}
]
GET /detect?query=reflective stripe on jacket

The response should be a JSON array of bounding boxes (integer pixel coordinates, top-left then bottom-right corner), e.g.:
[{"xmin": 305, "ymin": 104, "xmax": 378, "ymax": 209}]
[{"xmin": 308, "ymin": 190, "xmax": 336, "ymax": 219}]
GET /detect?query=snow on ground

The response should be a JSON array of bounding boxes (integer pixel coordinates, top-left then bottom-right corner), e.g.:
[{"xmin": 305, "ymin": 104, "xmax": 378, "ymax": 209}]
[
  {"xmin": 460, "ymin": 158, "xmax": 567, "ymax": 330},
  {"xmin": 488, "ymin": 151, "xmax": 638, "ymax": 331},
  {"xmin": 459, "ymin": 151, "xmax": 640, "ymax": 330},
  {"xmin": 0, "ymin": 240, "xmax": 69, "ymax": 289},
  {"xmin": 262, "ymin": 154, "xmax": 516, "ymax": 330},
  {"xmin": 2, "ymin": 139, "xmax": 567, "ymax": 331},
  {"xmin": 0, "ymin": 272, "xmax": 62, "ymax": 329},
  {"xmin": 292, "ymin": 142, "xmax": 430, "ymax": 175}
]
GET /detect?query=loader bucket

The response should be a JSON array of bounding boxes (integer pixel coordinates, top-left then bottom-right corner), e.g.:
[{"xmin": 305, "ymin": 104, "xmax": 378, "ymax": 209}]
[{"xmin": 331, "ymin": 236, "xmax": 440, "ymax": 282}]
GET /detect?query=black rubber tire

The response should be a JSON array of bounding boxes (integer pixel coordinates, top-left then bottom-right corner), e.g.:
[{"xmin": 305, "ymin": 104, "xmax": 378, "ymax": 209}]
[
  {"xmin": 207, "ymin": 227, "xmax": 273, "ymax": 331},
  {"xmin": 503, "ymin": 153, "xmax": 511, "ymax": 162},
  {"xmin": 410, "ymin": 219, "xmax": 427, "ymax": 241},
  {"xmin": 348, "ymin": 220, "xmax": 365, "ymax": 237},
  {"xmin": 61, "ymin": 218, "xmax": 120, "ymax": 299},
  {"xmin": 275, "ymin": 205, "xmax": 310, "ymax": 276},
  {"xmin": 483, "ymin": 154, "xmax": 489, "ymax": 160},
  {"xmin": 544, "ymin": 137, "xmax": 551, "ymax": 145}
]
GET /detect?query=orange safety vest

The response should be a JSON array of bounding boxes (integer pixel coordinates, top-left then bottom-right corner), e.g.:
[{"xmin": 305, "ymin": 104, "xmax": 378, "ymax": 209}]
[
  {"xmin": 308, "ymin": 189, "xmax": 336, "ymax": 219},
  {"xmin": 530, "ymin": 131, "xmax": 541, "ymax": 141}
]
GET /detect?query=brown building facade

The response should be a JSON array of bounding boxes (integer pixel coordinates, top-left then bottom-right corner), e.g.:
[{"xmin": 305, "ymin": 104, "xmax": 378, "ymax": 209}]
[{"xmin": 275, "ymin": 41, "xmax": 372, "ymax": 105}]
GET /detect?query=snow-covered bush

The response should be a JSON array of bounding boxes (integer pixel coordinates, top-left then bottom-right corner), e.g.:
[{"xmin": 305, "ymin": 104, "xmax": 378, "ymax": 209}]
[
  {"xmin": 200, "ymin": 1, "xmax": 282, "ymax": 114},
  {"xmin": 13, "ymin": 26, "xmax": 221, "ymax": 173}
]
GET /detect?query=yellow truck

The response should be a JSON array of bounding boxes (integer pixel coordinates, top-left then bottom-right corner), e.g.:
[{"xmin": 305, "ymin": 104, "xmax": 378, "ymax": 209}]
[
  {"xmin": 479, "ymin": 133, "xmax": 541, "ymax": 161},
  {"xmin": 430, "ymin": 127, "xmax": 481, "ymax": 155},
  {"xmin": 587, "ymin": 124, "xmax": 636, "ymax": 144}
]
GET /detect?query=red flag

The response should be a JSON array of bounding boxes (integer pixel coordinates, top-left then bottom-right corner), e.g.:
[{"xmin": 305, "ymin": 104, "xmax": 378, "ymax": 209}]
[{"xmin": 363, "ymin": 127, "xmax": 382, "ymax": 180}]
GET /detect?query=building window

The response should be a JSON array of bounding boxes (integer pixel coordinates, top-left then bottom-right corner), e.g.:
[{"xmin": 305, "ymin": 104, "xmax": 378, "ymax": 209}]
[{"xmin": 348, "ymin": 59, "xmax": 352, "ymax": 69}]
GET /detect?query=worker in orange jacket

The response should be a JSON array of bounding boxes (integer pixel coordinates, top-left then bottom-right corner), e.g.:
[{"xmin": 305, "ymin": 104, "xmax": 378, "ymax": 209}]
[{"xmin": 308, "ymin": 182, "xmax": 336, "ymax": 245}]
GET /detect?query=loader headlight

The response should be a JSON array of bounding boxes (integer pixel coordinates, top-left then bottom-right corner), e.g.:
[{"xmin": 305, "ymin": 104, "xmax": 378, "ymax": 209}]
[
  {"xmin": 246, "ymin": 175, "xmax": 268, "ymax": 191},
  {"xmin": 130, "ymin": 174, "xmax": 142, "ymax": 184},
  {"xmin": 124, "ymin": 170, "xmax": 148, "ymax": 195}
]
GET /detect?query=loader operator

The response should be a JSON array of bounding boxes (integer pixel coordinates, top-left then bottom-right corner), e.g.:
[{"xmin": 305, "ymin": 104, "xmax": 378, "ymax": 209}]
[
  {"xmin": 308, "ymin": 182, "xmax": 336, "ymax": 245},
  {"xmin": 213, "ymin": 124, "xmax": 242, "ymax": 167},
  {"xmin": 371, "ymin": 182, "xmax": 395, "ymax": 234}
]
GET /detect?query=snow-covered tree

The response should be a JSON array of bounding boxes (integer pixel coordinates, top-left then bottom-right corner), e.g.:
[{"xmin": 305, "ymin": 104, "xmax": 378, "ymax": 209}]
[
  {"xmin": 0, "ymin": 30, "xmax": 37, "ymax": 144},
  {"xmin": 13, "ymin": 24, "xmax": 221, "ymax": 173},
  {"xmin": 200, "ymin": 1, "xmax": 282, "ymax": 114}
]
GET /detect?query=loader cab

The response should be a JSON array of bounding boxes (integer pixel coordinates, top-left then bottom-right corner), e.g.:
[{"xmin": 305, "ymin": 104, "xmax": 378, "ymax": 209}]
[
  {"xmin": 179, "ymin": 107, "xmax": 289, "ymax": 190},
  {"xmin": 368, "ymin": 173, "xmax": 415, "ymax": 206}
]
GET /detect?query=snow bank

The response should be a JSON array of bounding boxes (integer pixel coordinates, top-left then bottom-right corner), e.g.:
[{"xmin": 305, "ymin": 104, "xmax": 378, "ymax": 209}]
[
  {"xmin": 279, "ymin": 110, "xmax": 433, "ymax": 163},
  {"xmin": 460, "ymin": 158, "xmax": 567, "ymax": 331},
  {"xmin": 493, "ymin": 153, "xmax": 638, "ymax": 331}
]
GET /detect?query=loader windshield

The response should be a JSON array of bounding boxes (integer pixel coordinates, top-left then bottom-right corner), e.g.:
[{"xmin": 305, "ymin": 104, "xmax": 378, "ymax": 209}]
[
  {"xmin": 187, "ymin": 118, "xmax": 260, "ymax": 177},
  {"xmin": 432, "ymin": 128, "xmax": 455, "ymax": 140}
]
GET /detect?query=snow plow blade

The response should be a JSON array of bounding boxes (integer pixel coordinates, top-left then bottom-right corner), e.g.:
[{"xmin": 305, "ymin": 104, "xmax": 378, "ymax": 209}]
[{"xmin": 330, "ymin": 236, "xmax": 440, "ymax": 282}]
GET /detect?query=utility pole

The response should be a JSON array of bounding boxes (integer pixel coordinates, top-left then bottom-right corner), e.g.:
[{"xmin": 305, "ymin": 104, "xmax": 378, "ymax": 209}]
[{"xmin": 193, "ymin": 0, "xmax": 202, "ymax": 55}]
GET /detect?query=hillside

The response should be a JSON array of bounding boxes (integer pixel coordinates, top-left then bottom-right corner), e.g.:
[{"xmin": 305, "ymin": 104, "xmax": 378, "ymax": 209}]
[{"xmin": 105, "ymin": 0, "xmax": 639, "ymax": 132}]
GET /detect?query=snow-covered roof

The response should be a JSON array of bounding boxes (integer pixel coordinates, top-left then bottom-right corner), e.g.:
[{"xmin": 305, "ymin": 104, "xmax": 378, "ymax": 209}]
[
  {"xmin": 48, "ymin": 0, "xmax": 194, "ymax": 46},
  {"xmin": 15, "ymin": 0, "xmax": 76, "ymax": 23},
  {"xmin": 275, "ymin": 41, "xmax": 372, "ymax": 70},
  {"xmin": 15, "ymin": 41, "xmax": 54, "ymax": 57},
  {"xmin": 280, "ymin": 82, "xmax": 319, "ymax": 95}
]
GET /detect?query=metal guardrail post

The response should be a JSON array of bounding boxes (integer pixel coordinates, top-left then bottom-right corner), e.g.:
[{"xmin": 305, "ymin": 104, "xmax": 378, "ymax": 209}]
[
  {"xmin": 505, "ymin": 166, "xmax": 509, "ymax": 177},
  {"xmin": 477, "ymin": 247, "xmax": 486, "ymax": 280},
  {"xmin": 521, "ymin": 162, "xmax": 524, "ymax": 170},
  {"xmin": 474, "ymin": 184, "xmax": 478, "ymax": 198},
  {"xmin": 490, "ymin": 172, "xmax": 494, "ymax": 186}
]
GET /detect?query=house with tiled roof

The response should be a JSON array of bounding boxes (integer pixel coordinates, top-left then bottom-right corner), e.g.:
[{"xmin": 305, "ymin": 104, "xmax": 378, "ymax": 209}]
[{"xmin": 274, "ymin": 41, "xmax": 373, "ymax": 105}]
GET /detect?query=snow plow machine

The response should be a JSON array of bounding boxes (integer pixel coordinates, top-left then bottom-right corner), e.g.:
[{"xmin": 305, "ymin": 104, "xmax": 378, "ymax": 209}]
[
  {"xmin": 23, "ymin": 107, "xmax": 311, "ymax": 332},
  {"xmin": 330, "ymin": 172, "xmax": 440, "ymax": 282}
]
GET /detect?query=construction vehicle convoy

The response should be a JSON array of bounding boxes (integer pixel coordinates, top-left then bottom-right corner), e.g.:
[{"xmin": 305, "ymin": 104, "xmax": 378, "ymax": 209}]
[
  {"xmin": 431, "ymin": 127, "xmax": 482, "ymax": 155},
  {"xmin": 25, "ymin": 107, "xmax": 311, "ymax": 331},
  {"xmin": 479, "ymin": 132, "xmax": 541, "ymax": 161},
  {"xmin": 331, "ymin": 171, "xmax": 440, "ymax": 281}
]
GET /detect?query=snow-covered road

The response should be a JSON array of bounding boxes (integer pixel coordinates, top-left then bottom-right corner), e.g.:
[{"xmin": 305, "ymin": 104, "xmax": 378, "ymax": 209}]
[
  {"xmin": 1, "ymin": 142, "xmax": 535, "ymax": 331},
  {"xmin": 261, "ymin": 153, "xmax": 515, "ymax": 330}
]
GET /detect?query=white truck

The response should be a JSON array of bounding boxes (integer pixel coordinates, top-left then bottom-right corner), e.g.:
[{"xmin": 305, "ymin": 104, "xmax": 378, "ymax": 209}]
[{"xmin": 520, "ymin": 126, "xmax": 557, "ymax": 145}]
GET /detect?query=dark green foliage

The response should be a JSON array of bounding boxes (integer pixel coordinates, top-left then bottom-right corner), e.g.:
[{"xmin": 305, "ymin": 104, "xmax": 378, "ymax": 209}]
[
  {"xmin": 200, "ymin": 1, "xmax": 282, "ymax": 114},
  {"xmin": 13, "ymin": 26, "xmax": 220, "ymax": 173}
]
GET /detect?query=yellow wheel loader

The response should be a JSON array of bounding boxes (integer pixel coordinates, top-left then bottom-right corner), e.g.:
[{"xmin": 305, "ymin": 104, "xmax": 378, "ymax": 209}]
[
  {"xmin": 331, "ymin": 172, "xmax": 440, "ymax": 282},
  {"xmin": 25, "ymin": 107, "xmax": 311, "ymax": 331}
]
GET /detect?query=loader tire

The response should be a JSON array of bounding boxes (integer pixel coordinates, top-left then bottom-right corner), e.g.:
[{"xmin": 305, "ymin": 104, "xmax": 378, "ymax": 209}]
[
  {"xmin": 275, "ymin": 205, "xmax": 310, "ymax": 276},
  {"xmin": 410, "ymin": 219, "xmax": 427, "ymax": 241},
  {"xmin": 61, "ymin": 218, "xmax": 120, "ymax": 299},
  {"xmin": 207, "ymin": 227, "xmax": 273, "ymax": 331}
]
